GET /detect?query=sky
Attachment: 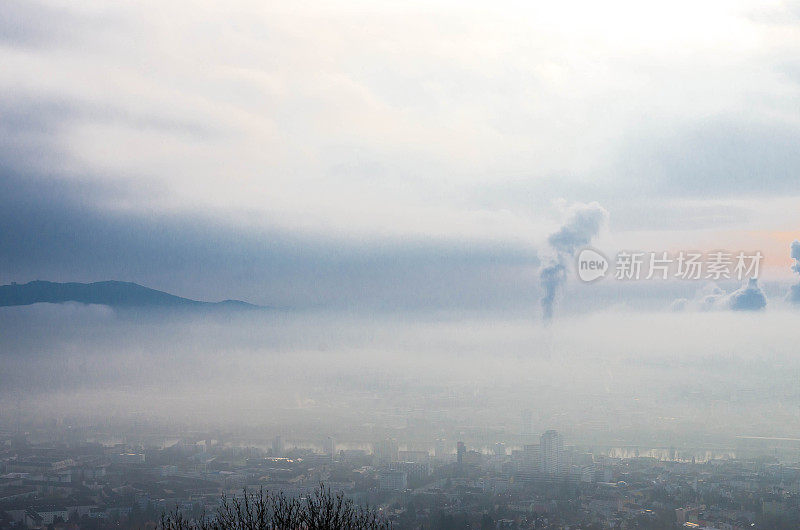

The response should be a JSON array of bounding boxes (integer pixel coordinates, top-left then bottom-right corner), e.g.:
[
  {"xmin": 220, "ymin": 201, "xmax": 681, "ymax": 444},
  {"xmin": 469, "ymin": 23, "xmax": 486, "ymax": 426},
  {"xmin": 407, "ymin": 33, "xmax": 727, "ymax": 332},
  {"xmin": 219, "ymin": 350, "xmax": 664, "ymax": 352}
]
[
  {"xmin": 4, "ymin": 1, "xmax": 800, "ymax": 444},
  {"xmin": 2, "ymin": 0, "xmax": 800, "ymax": 310}
]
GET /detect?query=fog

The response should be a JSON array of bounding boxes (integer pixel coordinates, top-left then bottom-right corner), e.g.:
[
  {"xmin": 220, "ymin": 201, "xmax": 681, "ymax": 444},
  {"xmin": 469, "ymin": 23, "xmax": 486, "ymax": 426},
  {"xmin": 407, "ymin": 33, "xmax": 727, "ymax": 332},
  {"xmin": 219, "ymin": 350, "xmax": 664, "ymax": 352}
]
[{"xmin": 2, "ymin": 303, "xmax": 798, "ymax": 450}]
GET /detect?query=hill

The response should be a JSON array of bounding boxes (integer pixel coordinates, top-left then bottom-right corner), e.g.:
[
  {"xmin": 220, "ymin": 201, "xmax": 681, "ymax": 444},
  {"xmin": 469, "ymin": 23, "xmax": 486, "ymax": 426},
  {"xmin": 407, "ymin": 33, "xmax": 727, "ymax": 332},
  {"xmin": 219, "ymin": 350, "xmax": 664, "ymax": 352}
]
[{"xmin": 0, "ymin": 280, "xmax": 258, "ymax": 309}]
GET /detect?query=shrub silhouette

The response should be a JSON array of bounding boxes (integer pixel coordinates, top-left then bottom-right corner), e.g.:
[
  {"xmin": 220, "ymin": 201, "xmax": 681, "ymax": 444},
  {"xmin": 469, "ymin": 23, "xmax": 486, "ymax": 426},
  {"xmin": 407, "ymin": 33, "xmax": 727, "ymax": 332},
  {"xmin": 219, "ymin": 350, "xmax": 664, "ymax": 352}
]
[{"xmin": 159, "ymin": 483, "xmax": 390, "ymax": 529}]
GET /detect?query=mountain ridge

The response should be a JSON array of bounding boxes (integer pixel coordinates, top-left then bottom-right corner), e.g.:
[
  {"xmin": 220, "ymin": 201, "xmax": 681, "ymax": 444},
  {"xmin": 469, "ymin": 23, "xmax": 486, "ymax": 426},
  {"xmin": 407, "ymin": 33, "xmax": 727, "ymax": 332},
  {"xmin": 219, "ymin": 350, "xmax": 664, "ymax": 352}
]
[{"xmin": 0, "ymin": 280, "xmax": 259, "ymax": 309}]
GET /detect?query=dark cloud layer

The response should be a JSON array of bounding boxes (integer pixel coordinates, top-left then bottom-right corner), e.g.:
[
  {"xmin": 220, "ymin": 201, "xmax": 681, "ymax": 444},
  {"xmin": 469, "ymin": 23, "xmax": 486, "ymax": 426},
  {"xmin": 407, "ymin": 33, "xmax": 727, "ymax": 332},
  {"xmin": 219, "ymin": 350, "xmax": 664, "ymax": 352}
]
[
  {"xmin": 0, "ymin": 0, "xmax": 125, "ymax": 50},
  {"xmin": 0, "ymin": 93, "xmax": 544, "ymax": 310},
  {"xmin": 0, "ymin": 167, "xmax": 539, "ymax": 310},
  {"xmin": 611, "ymin": 118, "xmax": 800, "ymax": 199}
]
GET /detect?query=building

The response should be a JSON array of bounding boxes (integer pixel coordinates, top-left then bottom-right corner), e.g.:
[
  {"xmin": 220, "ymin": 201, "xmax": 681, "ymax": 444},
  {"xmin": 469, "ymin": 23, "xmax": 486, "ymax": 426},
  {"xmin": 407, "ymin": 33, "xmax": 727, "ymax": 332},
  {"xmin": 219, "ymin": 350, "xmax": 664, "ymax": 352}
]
[
  {"xmin": 399, "ymin": 450, "xmax": 429, "ymax": 463},
  {"xmin": 457, "ymin": 441, "xmax": 466, "ymax": 466},
  {"xmin": 339, "ymin": 449, "xmax": 368, "ymax": 463},
  {"xmin": 323, "ymin": 436, "xmax": 335, "ymax": 457},
  {"xmin": 434, "ymin": 439, "xmax": 448, "ymax": 460},
  {"xmin": 463, "ymin": 450, "xmax": 482, "ymax": 466},
  {"xmin": 378, "ymin": 469, "xmax": 408, "ymax": 491},
  {"xmin": 514, "ymin": 444, "xmax": 540, "ymax": 473},
  {"xmin": 675, "ymin": 505, "xmax": 704, "ymax": 525},
  {"xmin": 10, "ymin": 457, "xmax": 75, "ymax": 473},
  {"xmin": 272, "ymin": 435, "xmax": 283, "ymax": 456},
  {"xmin": 392, "ymin": 461, "xmax": 431, "ymax": 481},
  {"xmin": 373, "ymin": 438, "xmax": 399, "ymax": 465},
  {"xmin": 110, "ymin": 453, "xmax": 145, "ymax": 464},
  {"xmin": 540, "ymin": 430, "xmax": 565, "ymax": 475}
]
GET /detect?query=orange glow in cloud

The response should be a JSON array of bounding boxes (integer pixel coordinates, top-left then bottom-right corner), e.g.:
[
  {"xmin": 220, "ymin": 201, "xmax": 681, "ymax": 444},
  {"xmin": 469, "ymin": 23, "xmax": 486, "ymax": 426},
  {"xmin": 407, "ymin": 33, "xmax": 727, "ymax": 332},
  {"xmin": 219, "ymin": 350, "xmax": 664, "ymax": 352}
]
[
  {"xmin": 623, "ymin": 230, "xmax": 799, "ymax": 279},
  {"xmin": 703, "ymin": 231, "xmax": 798, "ymax": 276}
]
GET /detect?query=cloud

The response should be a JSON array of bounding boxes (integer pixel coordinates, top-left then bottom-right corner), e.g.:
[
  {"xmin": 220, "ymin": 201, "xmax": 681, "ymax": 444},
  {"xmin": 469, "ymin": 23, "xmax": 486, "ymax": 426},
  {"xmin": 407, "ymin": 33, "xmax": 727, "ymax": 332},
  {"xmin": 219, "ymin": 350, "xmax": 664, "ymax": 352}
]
[
  {"xmin": 0, "ymin": 1, "xmax": 110, "ymax": 49},
  {"xmin": 728, "ymin": 278, "xmax": 767, "ymax": 311},
  {"xmin": 696, "ymin": 283, "xmax": 727, "ymax": 311},
  {"xmin": 788, "ymin": 240, "xmax": 800, "ymax": 305},
  {"xmin": 675, "ymin": 279, "xmax": 766, "ymax": 312},
  {"xmin": 670, "ymin": 298, "xmax": 689, "ymax": 312},
  {"xmin": 792, "ymin": 240, "xmax": 800, "ymax": 273},
  {"xmin": 1, "ymin": 1, "xmax": 799, "ymax": 316},
  {"xmin": 0, "ymin": 0, "xmax": 799, "ymax": 243},
  {"xmin": 790, "ymin": 284, "xmax": 800, "ymax": 305},
  {"xmin": 617, "ymin": 118, "xmax": 800, "ymax": 199},
  {"xmin": 0, "ymin": 168, "xmax": 540, "ymax": 310}
]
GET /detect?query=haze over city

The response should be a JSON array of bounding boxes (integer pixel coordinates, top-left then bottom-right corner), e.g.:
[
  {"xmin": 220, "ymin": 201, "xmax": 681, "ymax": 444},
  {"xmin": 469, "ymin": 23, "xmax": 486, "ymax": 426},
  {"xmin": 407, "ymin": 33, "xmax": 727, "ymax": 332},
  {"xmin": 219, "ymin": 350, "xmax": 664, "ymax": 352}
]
[{"xmin": 2, "ymin": 1, "xmax": 800, "ymax": 528}]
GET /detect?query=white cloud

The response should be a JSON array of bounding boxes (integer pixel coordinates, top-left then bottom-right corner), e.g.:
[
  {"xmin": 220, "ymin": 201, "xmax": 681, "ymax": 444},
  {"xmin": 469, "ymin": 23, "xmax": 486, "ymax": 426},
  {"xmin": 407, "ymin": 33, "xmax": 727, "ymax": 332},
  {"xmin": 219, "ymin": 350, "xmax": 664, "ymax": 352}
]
[{"xmin": 1, "ymin": 0, "xmax": 799, "ymax": 245}]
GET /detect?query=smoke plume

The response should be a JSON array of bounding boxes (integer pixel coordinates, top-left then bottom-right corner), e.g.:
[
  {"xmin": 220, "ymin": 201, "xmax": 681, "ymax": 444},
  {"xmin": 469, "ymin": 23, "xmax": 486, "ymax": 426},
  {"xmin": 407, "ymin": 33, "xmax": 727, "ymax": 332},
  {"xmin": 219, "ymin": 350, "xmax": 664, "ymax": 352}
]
[{"xmin": 539, "ymin": 202, "xmax": 608, "ymax": 320}]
